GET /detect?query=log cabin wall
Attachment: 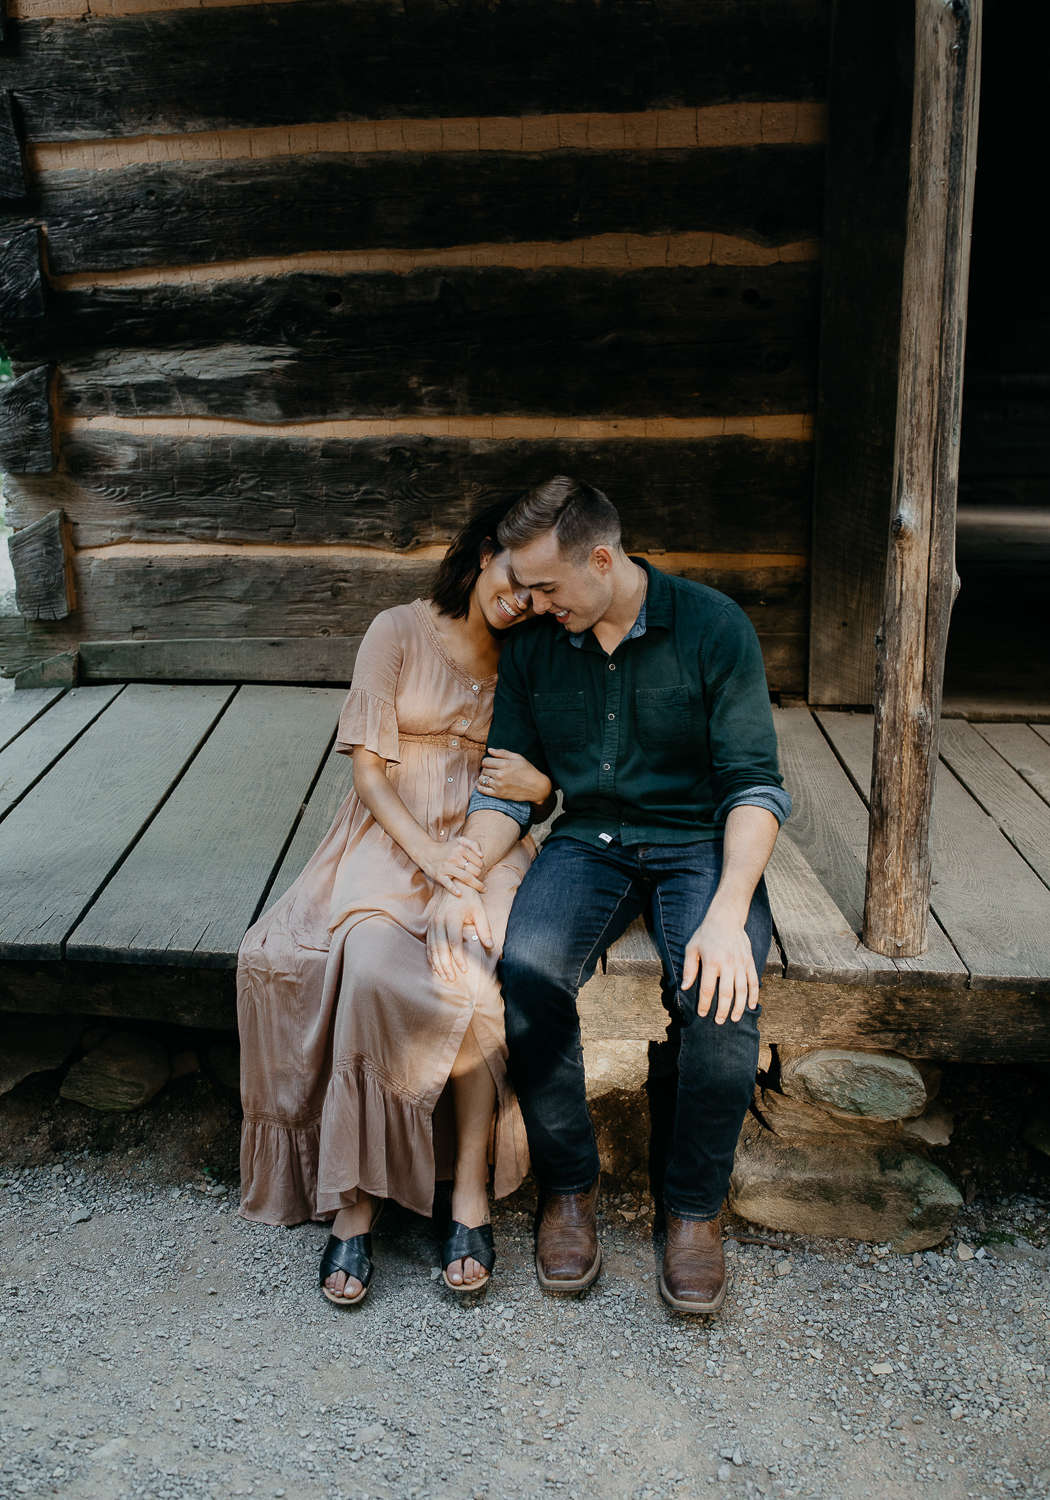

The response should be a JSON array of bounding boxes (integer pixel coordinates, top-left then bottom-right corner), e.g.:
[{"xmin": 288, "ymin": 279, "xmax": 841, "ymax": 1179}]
[{"xmin": 0, "ymin": 0, "xmax": 830, "ymax": 686}]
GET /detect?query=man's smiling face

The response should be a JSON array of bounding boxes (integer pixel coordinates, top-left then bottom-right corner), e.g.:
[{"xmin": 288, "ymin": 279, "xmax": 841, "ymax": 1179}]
[{"xmin": 506, "ymin": 531, "xmax": 615, "ymax": 635}]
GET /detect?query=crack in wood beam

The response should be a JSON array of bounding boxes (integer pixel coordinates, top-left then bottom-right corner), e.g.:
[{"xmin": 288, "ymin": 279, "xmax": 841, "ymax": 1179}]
[
  {"xmin": 51, "ymin": 236, "xmax": 821, "ymax": 290},
  {"xmin": 28, "ymin": 103, "xmax": 826, "ymax": 174},
  {"xmin": 72, "ymin": 541, "xmax": 809, "ymax": 568}
]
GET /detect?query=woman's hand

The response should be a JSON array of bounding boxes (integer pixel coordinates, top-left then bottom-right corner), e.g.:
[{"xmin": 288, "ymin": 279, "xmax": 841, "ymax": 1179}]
[
  {"xmin": 417, "ymin": 835, "xmax": 485, "ymax": 896},
  {"xmin": 476, "ymin": 749, "xmax": 553, "ymax": 805}
]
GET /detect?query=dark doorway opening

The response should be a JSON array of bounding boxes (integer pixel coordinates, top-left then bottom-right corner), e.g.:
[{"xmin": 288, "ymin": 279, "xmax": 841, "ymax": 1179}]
[{"xmin": 946, "ymin": 3, "xmax": 1050, "ymax": 717}]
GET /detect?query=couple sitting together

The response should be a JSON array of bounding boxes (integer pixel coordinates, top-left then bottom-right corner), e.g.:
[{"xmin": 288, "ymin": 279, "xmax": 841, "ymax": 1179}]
[{"xmin": 237, "ymin": 476, "xmax": 790, "ymax": 1316}]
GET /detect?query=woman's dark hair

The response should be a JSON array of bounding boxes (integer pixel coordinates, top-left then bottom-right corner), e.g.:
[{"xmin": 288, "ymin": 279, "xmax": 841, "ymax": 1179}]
[{"xmin": 431, "ymin": 495, "xmax": 524, "ymax": 620}]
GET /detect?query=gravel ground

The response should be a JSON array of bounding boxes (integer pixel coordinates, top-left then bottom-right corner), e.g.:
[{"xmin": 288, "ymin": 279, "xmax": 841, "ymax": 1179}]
[{"xmin": 1, "ymin": 1139, "xmax": 1048, "ymax": 1500}]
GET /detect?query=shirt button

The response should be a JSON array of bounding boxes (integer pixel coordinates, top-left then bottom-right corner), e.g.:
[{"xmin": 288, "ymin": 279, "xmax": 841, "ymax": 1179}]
[
  {"xmin": 603, "ymin": 763, "xmax": 611, "ymax": 771},
  {"xmin": 608, "ymin": 663, "xmax": 616, "ymax": 671},
  {"xmin": 607, "ymin": 713, "xmax": 615, "ymax": 720}
]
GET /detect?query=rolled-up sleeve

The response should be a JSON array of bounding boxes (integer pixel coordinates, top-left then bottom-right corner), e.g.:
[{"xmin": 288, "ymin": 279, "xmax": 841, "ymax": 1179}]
[
  {"xmin": 702, "ymin": 602, "xmax": 785, "ymax": 814},
  {"xmin": 466, "ymin": 788, "xmax": 533, "ymax": 828}
]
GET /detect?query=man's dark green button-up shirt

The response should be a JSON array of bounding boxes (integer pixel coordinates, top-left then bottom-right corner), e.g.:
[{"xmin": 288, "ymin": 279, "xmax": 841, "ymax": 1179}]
[{"xmin": 485, "ymin": 559, "xmax": 785, "ymax": 847}]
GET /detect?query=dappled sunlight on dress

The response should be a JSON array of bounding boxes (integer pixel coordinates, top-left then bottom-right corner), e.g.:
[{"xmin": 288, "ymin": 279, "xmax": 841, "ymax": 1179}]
[{"xmin": 236, "ymin": 599, "xmax": 533, "ymax": 1225}]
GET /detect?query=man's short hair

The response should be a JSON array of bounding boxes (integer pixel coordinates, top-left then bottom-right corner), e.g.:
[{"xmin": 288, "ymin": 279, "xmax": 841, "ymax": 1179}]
[{"xmin": 496, "ymin": 476, "xmax": 621, "ymax": 564}]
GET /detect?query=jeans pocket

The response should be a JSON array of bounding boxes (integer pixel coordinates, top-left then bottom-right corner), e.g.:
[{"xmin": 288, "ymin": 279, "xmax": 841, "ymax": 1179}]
[
  {"xmin": 635, "ymin": 684, "xmax": 691, "ymax": 751},
  {"xmin": 532, "ymin": 690, "xmax": 586, "ymax": 749}
]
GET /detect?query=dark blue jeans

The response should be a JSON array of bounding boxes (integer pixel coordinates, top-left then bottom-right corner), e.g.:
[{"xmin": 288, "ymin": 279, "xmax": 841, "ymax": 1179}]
[{"xmin": 500, "ymin": 835, "xmax": 771, "ymax": 1221}]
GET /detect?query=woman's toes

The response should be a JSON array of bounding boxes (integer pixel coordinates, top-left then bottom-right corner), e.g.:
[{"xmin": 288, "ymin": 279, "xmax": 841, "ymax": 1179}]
[
  {"xmin": 326, "ymin": 1271, "xmax": 346, "ymax": 1296},
  {"xmin": 447, "ymin": 1259, "xmax": 464, "ymax": 1285}
]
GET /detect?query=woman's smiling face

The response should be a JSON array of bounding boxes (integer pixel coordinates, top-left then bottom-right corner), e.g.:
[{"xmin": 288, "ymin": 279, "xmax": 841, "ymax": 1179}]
[{"xmin": 473, "ymin": 545, "xmax": 533, "ymax": 632}]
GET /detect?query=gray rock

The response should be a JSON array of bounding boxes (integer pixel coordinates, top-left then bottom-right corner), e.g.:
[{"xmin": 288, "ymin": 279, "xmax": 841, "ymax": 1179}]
[
  {"xmin": 777, "ymin": 1047, "xmax": 928, "ymax": 1120},
  {"xmin": 0, "ymin": 1016, "xmax": 83, "ymax": 1096},
  {"xmin": 60, "ymin": 1033, "xmax": 170, "ymax": 1112},
  {"xmin": 729, "ymin": 1125, "xmax": 962, "ymax": 1251},
  {"xmin": 900, "ymin": 1101, "xmax": 954, "ymax": 1148},
  {"xmin": 208, "ymin": 1043, "xmax": 241, "ymax": 1094},
  {"xmin": 755, "ymin": 1088, "xmax": 952, "ymax": 1148},
  {"xmin": 582, "ymin": 1039, "xmax": 649, "ymax": 1099}
]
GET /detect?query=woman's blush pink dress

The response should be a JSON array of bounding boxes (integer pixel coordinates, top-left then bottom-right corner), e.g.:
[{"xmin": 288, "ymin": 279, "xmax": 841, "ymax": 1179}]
[{"xmin": 236, "ymin": 599, "xmax": 533, "ymax": 1226}]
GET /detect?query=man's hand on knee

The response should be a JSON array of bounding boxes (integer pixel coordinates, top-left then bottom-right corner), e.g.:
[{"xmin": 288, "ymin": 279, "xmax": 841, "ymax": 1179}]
[
  {"xmin": 682, "ymin": 902, "xmax": 760, "ymax": 1025},
  {"xmin": 426, "ymin": 888, "xmax": 494, "ymax": 983}
]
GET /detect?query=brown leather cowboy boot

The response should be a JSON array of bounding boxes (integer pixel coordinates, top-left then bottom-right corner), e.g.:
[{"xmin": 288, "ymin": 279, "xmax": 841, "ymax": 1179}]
[
  {"xmin": 535, "ymin": 1178, "xmax": 602, "ymax": 1292},
  {"xmin": 659, "ymin": 1212, "xmax": 727, "ymax": 1314}
]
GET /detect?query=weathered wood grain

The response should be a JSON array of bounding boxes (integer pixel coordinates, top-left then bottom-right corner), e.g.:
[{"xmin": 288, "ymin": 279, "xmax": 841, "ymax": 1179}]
[
  {"xmin": 0, "ymin": 227, "xmax": 46, "ymax": 319},
  {"xmin": 79, "ymin": 636, "xmax": 363, "ymax": 685},
  {"xmin": 9, "ymin": 509, "xmax": 75, "ymax": 621},
  {"xmin": 0, "ymin": 683, "xmax": 122, "ymax": 821},
  {"xmin": 863, "ymin": 0, "xmax": 982, "ymax": 956},
  {"xmin": 0, "ymin": 959, "xmax": 238, "ymax": 1031},
  {"xmin": 0, "ymin": 365, "xmax": 54, "ymax": 473},
  {"xmin": 938, "ymin": 719, "xmax": 1050, "ymax": 890},
  {"xmin": 20, "ymin": 146, "xmax": 825, "ymax": 275},
  {"xmin": 0, "ymin": 685, "xmax": 65, "ymax": 752},
  {"xmin": 1, "ymin": 0, "xmax": 832, "ymax": 143},
  {"xmin": 0, "ymin": 683, "xmax": 234, "ymax": 960},
  {"xmin": 2, "ymin": 430, "xmax": 814, "ymax": 554},
  {"xmin": 807, "ymin": 0, "xmax": 913, "ymax": 706},
  {"xmin": 0, "ymin": 554, "xmax": 805, "ymax": 689},
  {"xmin": 772, "ymin": 706, "xmax": 965, "ymax": 982},
  {"xmin": 0, "ymin": 88, "xmax": 26, "ymax": 198},
  {"xmin": 6, "ymin": 265, "xmax": 821, "ymax": 422},
  {"xmin": 975, "ymin": 722, "xmax": 1050, "ymax": 807},
  {"xmin": 762, "ymin": 831, "xmax": 893, "ymax": 985},
  {"xmin": 67, "ymin": 685, "xmax": 344, "ymax": 966},
  {"xmin": 822, "ymin": 711, "xmax": 1050, "ymax": 990},
  {"xmin": 759, "ymin": 977, "xmax": 1050, "ymax": 1060},
  {"xmin": 264, "ymin": 744, "xmax": 354, "ymax": 906}
]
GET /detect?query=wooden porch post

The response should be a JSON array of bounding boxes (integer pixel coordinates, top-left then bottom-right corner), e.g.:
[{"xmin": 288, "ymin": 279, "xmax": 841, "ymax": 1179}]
[{"xmin": 862, "ymin": 0, "xmax": 982, "ymax": 957}]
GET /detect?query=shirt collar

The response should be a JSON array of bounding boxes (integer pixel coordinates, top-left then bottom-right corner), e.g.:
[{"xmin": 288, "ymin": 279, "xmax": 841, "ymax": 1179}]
[{"xmin": 562, "ymin": 557, "xmax": 672, "ymax": 650}]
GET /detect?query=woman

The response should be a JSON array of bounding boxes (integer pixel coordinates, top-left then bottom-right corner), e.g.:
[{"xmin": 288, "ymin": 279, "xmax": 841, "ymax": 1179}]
[{"xmin": 237, "ymin": 500, "xmax": 551, "ymax": 1305}]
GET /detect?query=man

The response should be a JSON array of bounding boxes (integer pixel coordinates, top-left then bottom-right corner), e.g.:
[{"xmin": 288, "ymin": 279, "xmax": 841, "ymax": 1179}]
[{"xmin": 427, "ymin": 476, "xmax": 790, "ymax": 1314}]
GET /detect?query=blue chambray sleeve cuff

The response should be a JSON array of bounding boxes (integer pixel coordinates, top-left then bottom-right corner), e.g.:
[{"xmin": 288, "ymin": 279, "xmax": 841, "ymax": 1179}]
[
  {"xmin": 467, "ymin": 788, "xmax": 533, "ymax": 829},
  {"xmin": 715, "ymin": 785, "xmax": 793, "ymax": 827}
]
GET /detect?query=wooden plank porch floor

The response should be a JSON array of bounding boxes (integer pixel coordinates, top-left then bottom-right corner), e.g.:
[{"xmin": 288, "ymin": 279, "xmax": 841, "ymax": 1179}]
[{"xmin": 0, "ymin": 686, "xmax": 1048, "ymax": 1057}]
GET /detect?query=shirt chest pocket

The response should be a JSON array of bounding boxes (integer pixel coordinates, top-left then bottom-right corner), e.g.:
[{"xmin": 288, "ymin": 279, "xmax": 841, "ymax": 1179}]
[
  {"xmin": 532, "ymin": 690, "xmax": 586, "ymax": 750},
  {"xmin": 635, "ymin": 684, "xmax": 691, "ymax": 751}
]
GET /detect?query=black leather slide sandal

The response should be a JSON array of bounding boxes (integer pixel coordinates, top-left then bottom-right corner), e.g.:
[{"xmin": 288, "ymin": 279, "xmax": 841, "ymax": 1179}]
[
  {"xmin": 441, "ymin": 1221, "xmax": 496, "ymax": 1293},
  {"xmin": 319, "ymin": 1230, "xmax": 376, "ymax": 1307}
]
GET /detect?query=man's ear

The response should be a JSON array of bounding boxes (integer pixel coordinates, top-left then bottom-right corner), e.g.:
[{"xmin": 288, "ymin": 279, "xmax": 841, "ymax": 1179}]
[{"xmin": 590, "ymin": 544, "xmax": 614, "ymax": 574}]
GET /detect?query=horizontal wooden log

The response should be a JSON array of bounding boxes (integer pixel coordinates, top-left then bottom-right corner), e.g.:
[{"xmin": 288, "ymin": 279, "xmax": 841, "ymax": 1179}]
[
  {"xmin": 0, "ymin": 226, "xmax": 46, "ymax": 319},
  {"xmin": 0, "ymin": 959, "xmax": 238, "ymax": 1030},
  {"xmin": 12, "ymin": 146, "xmax": 824, "ymax": 275},
  {"xmin": 9, "ymin": 508, "xmax": 75, "ymax": 621},
  {"xmin": 79, "ymin": 636, "xmax": 363, "ymax": 684},
  {"xmin": 0, "ymin": 553, "xmax": 806, "ymax": 691},
  {"xmin": 759, "ymin": 977, "xmax": 1050, "ymax": 1058},
  {"xmin": 0, "ymin": 364, "xmax": 54, "ymax": 472},
  {"xmin": 0, "ymin": 88, "xmax": 27, "ymax": 199},
  {"xmin": 2, "ymin": 431, "xmax": 814, "ymax": 553},
  {"xmin": 2, "ymin": 0, "xmax": 831, "ymax": 143},
  {"xmin": 6, "ymin": 264, "xmax": 820, "ymax": 421}
]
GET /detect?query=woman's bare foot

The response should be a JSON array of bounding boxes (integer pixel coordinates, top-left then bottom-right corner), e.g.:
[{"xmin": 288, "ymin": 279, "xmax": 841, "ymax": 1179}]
[{"xmin": 324, "ymin": 1191, "xmax": 377, "ymax": 1300}]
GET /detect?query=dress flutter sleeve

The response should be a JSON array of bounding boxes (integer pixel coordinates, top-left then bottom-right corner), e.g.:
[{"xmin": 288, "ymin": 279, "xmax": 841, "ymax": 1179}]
[{"xmin": 335, "ymin": 608, "xmax": 403, "ymax": 761}]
